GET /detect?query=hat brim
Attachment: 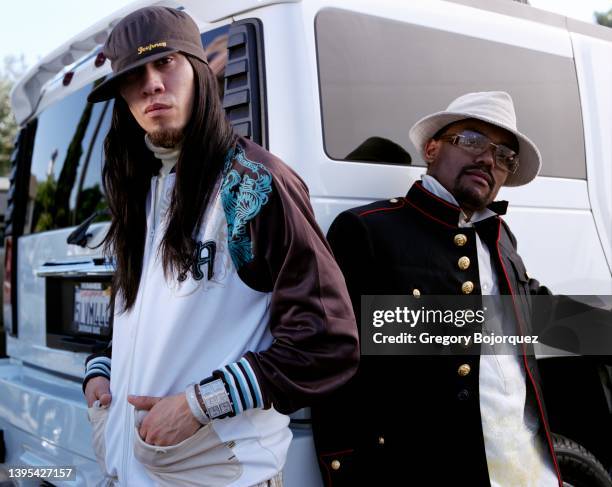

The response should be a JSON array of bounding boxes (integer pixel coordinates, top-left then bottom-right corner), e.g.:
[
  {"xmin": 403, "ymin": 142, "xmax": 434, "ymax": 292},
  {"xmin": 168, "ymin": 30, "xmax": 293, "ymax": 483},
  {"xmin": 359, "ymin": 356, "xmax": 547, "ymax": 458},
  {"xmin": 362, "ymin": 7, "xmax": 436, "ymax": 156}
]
[
  {"xmin": 408, "ymin": 111, "xmax": 541, "ymax": 187},
  {"xmin": 87, "ymin": 48, "xmax": 180, "ymax": 103}
]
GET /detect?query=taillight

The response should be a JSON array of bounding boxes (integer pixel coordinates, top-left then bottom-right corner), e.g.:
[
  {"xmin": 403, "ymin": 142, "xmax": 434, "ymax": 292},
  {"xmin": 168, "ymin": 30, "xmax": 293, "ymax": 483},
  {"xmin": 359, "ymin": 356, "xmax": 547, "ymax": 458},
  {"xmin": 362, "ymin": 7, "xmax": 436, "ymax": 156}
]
[
  {"xmin": 3, "ymin": 236, "xmax": 12, "ymax": 330},
  {"xmin": 62, "ymin": 71, "xmax": 74, "ymax": 86},
  {"xmin": 95, "ymin": 52, "xmax": 106, "ymax": 67}
]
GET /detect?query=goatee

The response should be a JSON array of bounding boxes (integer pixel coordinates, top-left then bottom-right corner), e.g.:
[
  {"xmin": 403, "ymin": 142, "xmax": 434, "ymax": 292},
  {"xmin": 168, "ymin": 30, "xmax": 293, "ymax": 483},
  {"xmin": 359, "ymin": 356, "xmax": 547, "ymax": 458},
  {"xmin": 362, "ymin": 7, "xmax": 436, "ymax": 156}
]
[
  {"xmin": 148, "ymin": 128, "xmax": 184, "ymax": 148},
  {"xmin": 453, "ymin": 166, "xmax": 494, "ymax": 212}
]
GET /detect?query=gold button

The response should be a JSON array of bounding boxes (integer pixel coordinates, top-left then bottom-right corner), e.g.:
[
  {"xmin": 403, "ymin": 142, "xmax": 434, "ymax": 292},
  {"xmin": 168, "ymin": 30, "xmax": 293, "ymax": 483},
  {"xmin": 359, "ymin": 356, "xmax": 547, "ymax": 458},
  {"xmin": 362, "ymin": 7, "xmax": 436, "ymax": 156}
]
[
  {"xmin": 412, "ymin": 288, "xmax": 421, "ymax": 298},
  {"xmin": 458, "ymin": 364, "xmax": 471, "ymax": 376},
  {"xmin": 331, "ymin": 460, "xmax": 341, "ymax": 471},
  {"xmin": 461, "ymin": 281, "xmax": 474, "ymax": 294},
  {"xmin": 378, "ymin": 436, "xmax": 385, "ymax": 445},
  {"xmin": 454, "ymin": 234, "xmax": 467, "ymax": 247},
  {"xmin": 458, "ymin": 256, "xmax": 470, "ymax": 270}
]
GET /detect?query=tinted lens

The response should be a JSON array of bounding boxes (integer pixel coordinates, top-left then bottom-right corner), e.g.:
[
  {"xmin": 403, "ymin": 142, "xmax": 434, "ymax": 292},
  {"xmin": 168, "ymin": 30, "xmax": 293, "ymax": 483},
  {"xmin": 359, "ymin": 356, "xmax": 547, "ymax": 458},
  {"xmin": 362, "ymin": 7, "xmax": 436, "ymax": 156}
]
[
  {"xmin": 494, "ymin": 145, "xmax": 519, "ymax": 173},
  {"xmin": 457, "ymin": 132, "xmax": 489, "ymax": 153},
  {"xmin": 452, "ymin": 131, "xmax": 519, "ymax": 173}
]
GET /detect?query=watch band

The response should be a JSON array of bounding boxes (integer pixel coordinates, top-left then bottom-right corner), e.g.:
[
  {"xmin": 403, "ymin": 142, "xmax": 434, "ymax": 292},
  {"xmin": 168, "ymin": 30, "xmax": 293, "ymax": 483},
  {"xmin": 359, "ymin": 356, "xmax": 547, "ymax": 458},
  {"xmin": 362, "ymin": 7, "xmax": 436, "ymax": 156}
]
[{"xmin": 185, "ymin": 383, "xmax": 210, "ymax": 425}]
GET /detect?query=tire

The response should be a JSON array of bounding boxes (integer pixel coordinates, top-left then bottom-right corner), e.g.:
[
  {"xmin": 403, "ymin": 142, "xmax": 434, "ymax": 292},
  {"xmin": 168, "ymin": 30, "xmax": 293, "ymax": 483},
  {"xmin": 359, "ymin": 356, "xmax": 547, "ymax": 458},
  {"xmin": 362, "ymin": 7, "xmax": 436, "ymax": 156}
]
[{"xmin": 553, "ymin": 434, "xmax": 612, "ymax": 487}]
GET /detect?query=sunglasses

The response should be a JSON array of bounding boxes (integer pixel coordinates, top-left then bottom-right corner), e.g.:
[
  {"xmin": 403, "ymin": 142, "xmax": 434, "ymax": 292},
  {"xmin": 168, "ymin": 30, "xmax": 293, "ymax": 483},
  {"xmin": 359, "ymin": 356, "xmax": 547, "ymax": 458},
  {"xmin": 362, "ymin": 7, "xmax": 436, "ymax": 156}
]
[{"xmin": 438, "ymin": 130, "xmax": 519, "ymax": 174}]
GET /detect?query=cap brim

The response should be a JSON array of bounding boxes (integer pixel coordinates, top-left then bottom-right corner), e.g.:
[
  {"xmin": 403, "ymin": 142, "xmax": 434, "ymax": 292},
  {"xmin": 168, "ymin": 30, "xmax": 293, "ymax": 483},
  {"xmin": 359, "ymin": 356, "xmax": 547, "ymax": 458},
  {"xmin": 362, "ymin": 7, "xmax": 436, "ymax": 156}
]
[
  {"xmin": 408, "ymin": 111, "xmax": 541, "ymax": 187},
  {"xmin": 87, "ymin": 48, "xmax": 179, "ymax": 103}
]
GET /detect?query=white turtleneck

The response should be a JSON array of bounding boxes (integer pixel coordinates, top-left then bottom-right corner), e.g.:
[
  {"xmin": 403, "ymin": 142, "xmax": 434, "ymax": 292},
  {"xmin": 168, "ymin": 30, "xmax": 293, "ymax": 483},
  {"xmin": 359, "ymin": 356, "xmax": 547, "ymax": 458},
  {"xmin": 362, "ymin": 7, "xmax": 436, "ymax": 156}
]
[{"xmin": 144, "ymin": 134, "xmax": 181, "ymax": 231}]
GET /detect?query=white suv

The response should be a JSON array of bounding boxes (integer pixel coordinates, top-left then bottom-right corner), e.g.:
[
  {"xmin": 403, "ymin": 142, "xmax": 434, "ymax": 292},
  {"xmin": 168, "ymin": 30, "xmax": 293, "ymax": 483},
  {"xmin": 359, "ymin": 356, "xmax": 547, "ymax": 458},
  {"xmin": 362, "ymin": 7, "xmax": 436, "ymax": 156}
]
[{"xmin": 1, "ymin": 0, "xmax": 611, "ymax": 485}]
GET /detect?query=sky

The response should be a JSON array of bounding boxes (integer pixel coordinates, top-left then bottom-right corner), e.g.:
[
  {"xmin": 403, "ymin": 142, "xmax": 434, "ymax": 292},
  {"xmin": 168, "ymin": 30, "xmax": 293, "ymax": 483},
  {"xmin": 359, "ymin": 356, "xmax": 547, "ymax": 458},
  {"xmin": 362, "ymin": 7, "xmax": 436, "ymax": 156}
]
[{"xmin": 0, "ymin": 0, "xmax": 611, "ymax": 69}]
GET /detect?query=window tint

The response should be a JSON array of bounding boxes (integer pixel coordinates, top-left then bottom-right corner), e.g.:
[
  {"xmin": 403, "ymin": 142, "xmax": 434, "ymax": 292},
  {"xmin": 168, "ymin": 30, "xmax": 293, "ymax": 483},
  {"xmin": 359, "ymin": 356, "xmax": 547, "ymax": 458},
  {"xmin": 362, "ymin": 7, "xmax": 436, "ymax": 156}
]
[
  {"xmin": 315, "ymin": 8, "xmax": 586, "ymax": 179},
  {"xmin": 27, "ymin": 85, "xmax": 112, "ymax": 234}
]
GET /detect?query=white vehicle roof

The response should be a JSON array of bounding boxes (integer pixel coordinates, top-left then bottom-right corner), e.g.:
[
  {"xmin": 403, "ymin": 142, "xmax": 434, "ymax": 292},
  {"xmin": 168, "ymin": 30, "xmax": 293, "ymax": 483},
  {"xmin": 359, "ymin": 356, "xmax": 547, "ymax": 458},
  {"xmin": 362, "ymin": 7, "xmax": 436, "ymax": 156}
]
[
  {"xmin": 10, "ymin": 0, "xmax": 612, "ymax": 126},
  {"xmin": 10, "ymin": 0, "xmax": 300, "ymax": 125}
]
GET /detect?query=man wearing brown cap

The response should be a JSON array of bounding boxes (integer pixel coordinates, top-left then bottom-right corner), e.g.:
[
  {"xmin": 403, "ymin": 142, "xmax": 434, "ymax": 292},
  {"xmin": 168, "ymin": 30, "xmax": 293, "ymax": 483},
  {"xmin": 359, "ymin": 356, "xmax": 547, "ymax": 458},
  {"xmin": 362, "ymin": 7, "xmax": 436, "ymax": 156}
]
[
  {"xmin": 312, "ymin": 92, "xmax": 563, "ymax": 486},
  {"xmin": 81, "ymin": 7, "xmax": 358, "ymax": 486}
]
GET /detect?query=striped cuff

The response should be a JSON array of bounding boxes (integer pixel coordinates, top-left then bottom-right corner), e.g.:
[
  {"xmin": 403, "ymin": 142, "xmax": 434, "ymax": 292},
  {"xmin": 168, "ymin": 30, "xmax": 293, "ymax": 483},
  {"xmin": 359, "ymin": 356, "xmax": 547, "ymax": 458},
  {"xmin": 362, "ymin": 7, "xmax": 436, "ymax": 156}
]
[
  {"xmin": 85, "ymin": 356, "xmax": 111, "ymax": 381},
  {"xmin": 82, "ymin": 356, "xmax": 111, "ymax": 393},
  {"xmin": 203, "ymin": 357, "xmax": 264, "ymax": 417}
]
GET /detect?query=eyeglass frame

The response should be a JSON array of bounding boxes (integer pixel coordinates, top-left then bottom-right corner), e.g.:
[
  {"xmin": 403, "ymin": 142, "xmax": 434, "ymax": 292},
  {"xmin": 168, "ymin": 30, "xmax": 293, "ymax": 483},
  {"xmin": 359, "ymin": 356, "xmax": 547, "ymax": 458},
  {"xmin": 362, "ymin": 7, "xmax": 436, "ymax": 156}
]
[{"xmin": 436, "ymin": 130, "xmax": 520, "ymax": 174}]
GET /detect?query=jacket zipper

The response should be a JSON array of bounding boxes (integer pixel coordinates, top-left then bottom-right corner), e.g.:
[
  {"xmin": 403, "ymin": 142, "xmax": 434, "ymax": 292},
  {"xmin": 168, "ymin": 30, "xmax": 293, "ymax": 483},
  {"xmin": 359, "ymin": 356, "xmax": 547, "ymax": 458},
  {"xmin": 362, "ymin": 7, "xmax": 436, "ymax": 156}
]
[{"xmin": 121, "ymin": 176, "xmax": 159, "ymax": 483}]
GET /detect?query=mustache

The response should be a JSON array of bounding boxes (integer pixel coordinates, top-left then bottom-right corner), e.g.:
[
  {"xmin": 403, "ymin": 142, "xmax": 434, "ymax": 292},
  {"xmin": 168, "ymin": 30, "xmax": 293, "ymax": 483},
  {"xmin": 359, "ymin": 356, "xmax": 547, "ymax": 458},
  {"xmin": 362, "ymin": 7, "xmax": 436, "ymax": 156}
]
[{"xmin": 460, "ymin": 165, "xmax": 494, "ymax": 188}]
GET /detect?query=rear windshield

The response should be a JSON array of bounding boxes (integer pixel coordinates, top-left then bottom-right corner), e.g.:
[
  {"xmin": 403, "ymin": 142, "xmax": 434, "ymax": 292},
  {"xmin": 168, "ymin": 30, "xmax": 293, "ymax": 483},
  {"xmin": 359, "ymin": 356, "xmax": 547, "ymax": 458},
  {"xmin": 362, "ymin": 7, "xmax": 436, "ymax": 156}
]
[{"xmin": 26, "ymin": 86, "xmax": 112, "ymax": 234}]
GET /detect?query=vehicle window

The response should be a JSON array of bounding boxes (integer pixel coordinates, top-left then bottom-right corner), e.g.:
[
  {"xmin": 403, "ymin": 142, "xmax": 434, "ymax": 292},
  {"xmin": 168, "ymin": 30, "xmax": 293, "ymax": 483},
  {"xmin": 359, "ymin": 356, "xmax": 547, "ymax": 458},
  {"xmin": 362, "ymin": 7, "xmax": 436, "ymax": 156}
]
[
  {"xmin": 24, "ymin": 25, "xmax": 230, "ymax": 235},
  {"xmin": 27, "ymin": 85, "xmax": 112, "ymax": 234},
  {"xmin": 315, "ymin": 8, "xmax": 586, "ymax": 179}
]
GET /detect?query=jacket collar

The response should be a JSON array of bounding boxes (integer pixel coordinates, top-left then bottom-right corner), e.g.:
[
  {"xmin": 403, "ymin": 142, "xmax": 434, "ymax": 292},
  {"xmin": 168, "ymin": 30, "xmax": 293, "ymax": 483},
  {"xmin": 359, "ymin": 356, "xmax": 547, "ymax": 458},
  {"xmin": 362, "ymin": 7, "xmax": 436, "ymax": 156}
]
[{"xmin": 405, "ymin": 180, "xmax": 508, "ymax": 228}]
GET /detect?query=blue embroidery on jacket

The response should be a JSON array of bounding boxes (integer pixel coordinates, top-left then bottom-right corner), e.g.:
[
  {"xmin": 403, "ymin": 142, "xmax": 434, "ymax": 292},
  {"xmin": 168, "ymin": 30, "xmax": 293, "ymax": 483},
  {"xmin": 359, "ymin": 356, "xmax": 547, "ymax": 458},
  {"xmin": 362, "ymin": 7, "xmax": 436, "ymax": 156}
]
[{"xmin": 221, "ymin": 145, "xmax": 273, "ymax": 269}]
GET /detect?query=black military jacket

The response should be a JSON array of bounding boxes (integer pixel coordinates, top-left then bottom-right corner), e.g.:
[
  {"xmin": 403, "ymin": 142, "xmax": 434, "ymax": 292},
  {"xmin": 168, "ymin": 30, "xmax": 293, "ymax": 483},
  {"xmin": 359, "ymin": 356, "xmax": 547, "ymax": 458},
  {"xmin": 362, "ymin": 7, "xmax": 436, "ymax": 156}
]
[{"xmin": 312, "ymin": 181, "xmax": 562, "ymax": 487}]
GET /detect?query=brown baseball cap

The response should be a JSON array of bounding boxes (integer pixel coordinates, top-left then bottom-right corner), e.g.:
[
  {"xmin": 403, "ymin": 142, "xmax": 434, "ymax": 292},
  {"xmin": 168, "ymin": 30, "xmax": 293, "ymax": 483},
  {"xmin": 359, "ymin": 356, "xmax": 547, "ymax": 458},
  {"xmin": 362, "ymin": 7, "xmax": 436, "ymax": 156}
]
[{"xmin": 88, "ymin": 7, "xmax": 208, "ymax": 103}]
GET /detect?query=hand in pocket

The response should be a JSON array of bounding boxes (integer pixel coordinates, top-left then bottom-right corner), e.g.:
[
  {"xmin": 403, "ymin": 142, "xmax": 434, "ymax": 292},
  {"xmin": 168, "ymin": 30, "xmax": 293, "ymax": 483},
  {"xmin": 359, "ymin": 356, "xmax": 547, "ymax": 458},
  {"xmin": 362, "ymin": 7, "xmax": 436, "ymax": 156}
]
[
  {"xmin": 128, "ymin": 393, "xmax": 201, "ymax": 446},
  {"xmin": 85, "ymin": 377, "xmax": 112, "ymax": 408}
]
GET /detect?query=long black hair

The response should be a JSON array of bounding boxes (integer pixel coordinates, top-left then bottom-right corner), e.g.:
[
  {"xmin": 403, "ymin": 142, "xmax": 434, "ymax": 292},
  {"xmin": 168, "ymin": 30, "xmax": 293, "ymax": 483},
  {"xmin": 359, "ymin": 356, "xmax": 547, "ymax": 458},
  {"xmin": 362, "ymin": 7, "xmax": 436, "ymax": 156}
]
[{"xmin": 102, "ymin": 56, "xmax": 236, "ymax": 311}]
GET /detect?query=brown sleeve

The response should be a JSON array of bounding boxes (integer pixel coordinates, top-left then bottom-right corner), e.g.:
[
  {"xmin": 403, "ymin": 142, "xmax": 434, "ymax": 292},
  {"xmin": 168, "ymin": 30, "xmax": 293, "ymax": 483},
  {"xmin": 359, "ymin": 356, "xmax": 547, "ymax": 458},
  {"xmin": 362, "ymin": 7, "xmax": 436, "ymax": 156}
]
[{"xmin": 238, "ymin": 159, "xmax": 360, "ymax": 414}]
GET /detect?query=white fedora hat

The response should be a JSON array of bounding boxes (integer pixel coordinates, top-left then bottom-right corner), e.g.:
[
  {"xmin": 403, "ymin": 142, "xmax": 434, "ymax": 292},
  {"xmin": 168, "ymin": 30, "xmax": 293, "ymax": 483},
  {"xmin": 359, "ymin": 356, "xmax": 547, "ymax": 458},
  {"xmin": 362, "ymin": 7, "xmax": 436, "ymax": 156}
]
[{"xmin": 408, "ymin": 91, "xmax": 541, "ymax": 187}]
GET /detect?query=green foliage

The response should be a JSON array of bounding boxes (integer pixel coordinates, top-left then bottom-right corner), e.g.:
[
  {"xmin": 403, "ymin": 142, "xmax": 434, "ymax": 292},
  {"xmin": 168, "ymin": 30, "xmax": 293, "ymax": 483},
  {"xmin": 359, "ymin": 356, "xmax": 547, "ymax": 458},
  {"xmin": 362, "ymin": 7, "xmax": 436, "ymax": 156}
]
[
  {"xmin": 33, "ymin": 175, "xmax": 57, "ymax": 232},
  {"xmin": 0, "ymin": 78, "xmax": 17, "ymax": 176},
  {"xmin": 75, "ymin": 184, "xmax": 105, "ymax": 225},
  {"xmin": 595, "ymin": 7, "xmax": 612, "ymax": 27},
  {"xmin": 0, "ymin": 56, "xmax": 27, "ymax": 177}
]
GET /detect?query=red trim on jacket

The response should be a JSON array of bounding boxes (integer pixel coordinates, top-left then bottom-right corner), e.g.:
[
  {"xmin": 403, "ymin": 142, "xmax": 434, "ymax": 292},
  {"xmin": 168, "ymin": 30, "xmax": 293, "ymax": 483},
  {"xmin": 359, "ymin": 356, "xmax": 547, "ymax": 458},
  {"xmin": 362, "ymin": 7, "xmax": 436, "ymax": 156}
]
[
  {"xmin": 494, "ymin": 218, "xmax": 563, "ymax": 487},
  {"xmin": 414, "ymin": 180, "xmax": 461, "ymax": 211},
  {"xmin": 358, "ymin": 199, "xmax": 406, "ymax": 217},
  {"xmin": 404, "ymin": 199, "xmax": 456, "ymax": 229}
]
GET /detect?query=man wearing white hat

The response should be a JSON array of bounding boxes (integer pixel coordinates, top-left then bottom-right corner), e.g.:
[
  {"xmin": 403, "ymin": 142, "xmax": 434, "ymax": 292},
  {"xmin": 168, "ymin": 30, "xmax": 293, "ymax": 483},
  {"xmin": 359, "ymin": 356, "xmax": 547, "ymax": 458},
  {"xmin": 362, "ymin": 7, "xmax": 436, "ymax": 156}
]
[{"xmin": 312, "ymin": 92, "xmax": 562, "ymax": 486}]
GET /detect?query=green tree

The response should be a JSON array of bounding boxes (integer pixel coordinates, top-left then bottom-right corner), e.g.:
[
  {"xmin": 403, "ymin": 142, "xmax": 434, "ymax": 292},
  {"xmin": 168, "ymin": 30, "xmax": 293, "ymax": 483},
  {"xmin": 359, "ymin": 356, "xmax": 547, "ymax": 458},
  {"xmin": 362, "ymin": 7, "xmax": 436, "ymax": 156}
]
[
  {"xmin": 595, "ymin": 7, "xmax": 612, "ymax": 27},
  {"xmin": 33, "ymin": 175, "xmax": 57, "ymax": 233},
  {"xmin": 0, "ymin": 55, "xmax": 27, "ymax": 176}
]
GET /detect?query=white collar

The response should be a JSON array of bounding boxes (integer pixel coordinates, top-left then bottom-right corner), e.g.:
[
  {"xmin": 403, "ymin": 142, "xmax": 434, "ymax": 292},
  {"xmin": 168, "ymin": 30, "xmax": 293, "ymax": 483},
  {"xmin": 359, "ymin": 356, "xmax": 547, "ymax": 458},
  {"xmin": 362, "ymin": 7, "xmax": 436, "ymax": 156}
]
[{"xmin": 420, "ymin": 174, "xmax": 497, "ymax": 226}]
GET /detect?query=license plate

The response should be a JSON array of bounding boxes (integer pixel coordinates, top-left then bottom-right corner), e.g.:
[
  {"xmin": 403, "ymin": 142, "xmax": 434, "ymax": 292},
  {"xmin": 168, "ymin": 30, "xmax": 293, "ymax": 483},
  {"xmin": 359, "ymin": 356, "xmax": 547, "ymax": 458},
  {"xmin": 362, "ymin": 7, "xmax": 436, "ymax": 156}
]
[{"xmin": 73, "ymin": 282, "xmax": 111, "ymax": 335}]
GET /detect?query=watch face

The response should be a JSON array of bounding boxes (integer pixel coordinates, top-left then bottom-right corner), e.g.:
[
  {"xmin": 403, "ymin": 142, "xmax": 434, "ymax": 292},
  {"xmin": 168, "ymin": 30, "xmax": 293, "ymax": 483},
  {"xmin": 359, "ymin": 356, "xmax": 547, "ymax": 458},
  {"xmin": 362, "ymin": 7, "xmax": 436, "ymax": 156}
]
[{"xmin": 201, "ymin": 379, "xmax": 232, "ymax": 418}]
